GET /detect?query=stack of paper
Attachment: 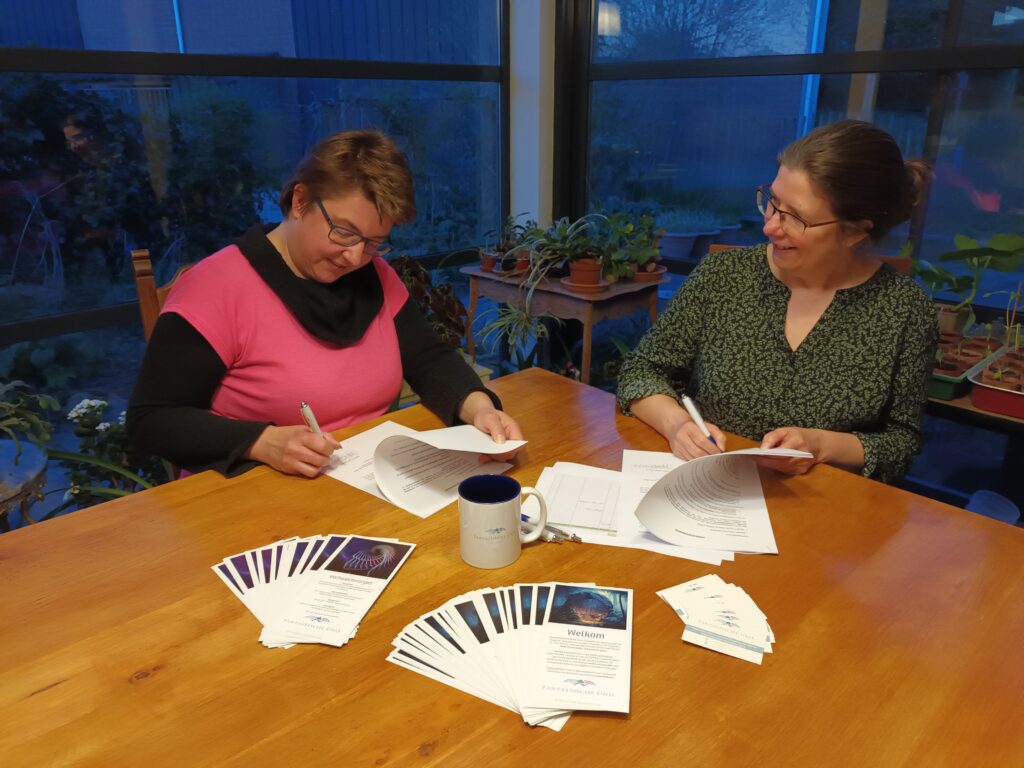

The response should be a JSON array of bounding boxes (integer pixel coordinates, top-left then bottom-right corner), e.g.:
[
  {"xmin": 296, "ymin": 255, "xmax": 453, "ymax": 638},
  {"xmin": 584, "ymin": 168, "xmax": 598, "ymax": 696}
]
[
  {"xmin": 387, "ymin": 582, "xmax": 633, "ymax": 731},
  {"xmin": 324, "ymin": 422, "xmax": 526, "ymax": 518},
  {"xmin": 657, "ymin": 574, "xmax": 774, "ymax": 664},
  {"xmin": 212, "ymin": 533, "xmax": 415, "ymax": 648},
  {"xmin": 523, "ymin": 447, "xmax": 811, "ymax": 565}
]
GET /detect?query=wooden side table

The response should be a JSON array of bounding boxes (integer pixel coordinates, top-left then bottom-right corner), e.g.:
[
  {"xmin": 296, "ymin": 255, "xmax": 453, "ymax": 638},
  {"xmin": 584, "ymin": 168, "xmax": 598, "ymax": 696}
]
[
  {"xmin": 0, "ymin": 441, "xmax": 47, "ymax": 532},
  {"xmin": 461, "ymin": 266, "xmax": 667, "ymax": 384}
]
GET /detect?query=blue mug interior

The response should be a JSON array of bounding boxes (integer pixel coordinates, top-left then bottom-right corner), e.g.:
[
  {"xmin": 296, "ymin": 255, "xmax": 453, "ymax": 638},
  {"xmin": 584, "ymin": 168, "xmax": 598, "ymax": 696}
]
[{"xmin": 459, "ymin": 474, "xmax": 521, "ymax": 504}]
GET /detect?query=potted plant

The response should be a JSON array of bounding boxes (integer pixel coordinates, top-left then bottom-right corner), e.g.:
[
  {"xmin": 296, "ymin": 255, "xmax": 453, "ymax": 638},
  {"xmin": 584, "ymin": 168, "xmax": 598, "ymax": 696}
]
[
  {"xmin": 524, "ymin": 214, "xmax": 607, "ymax": 296},
  {"xmin": 475, "ymin": 304, "xmax": 562, "ymax": 376},
  {"xmin": 601, "ymin": 212, "xmax": 663, "ymax": 283},
  {"xmin": 483, "ymin": 213, "xmax": 539, "ymax": 274},
  {"xmin": 914, "ymin": 233, "xmax": 1024, "ymax": 334},
  {"xmin": 656, "ymin": 208, "xmax": 721, "ymax": 265}
]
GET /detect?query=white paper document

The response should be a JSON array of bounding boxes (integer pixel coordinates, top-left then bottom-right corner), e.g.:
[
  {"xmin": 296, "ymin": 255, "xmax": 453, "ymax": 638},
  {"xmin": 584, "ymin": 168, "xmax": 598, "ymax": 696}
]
[
  {"xmin": 324, "ymin": 421, "xmax": 526, "ymax": 518},
  {"xmin": 633, "ymin": 448, "xmax": 809, "ymax": 554}
]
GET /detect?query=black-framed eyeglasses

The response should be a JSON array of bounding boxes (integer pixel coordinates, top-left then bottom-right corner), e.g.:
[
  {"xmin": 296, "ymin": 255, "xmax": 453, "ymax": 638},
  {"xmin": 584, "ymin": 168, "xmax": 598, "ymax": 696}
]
[
  {"xmin": 315, "ymin": 199, "xmax": 392, "ymax": 257},
  {"xmin": 756, "ymin": 185, "xmax": 840, "ymax": 234}
]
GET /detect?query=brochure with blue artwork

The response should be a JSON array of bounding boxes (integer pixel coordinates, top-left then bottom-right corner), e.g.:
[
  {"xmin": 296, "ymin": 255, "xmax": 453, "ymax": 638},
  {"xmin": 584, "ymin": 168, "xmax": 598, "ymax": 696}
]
[
  {"xmin": 387, "ymin": 581, "xmax": 633, "ymax": 731},
  {"xmin": 211, "ymin": 533, "xmax": 415, "ymax": 649}
]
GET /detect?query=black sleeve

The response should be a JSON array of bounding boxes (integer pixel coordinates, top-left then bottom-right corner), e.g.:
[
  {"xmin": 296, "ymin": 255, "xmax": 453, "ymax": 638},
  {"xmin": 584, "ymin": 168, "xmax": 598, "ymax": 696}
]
[
  {"xmin": 394, "ymin": 299, "xmax": 502, "ymax": 424},
  {"xmin": 126, "ymin": 313, "xmax": 271, "ymax": 476}
]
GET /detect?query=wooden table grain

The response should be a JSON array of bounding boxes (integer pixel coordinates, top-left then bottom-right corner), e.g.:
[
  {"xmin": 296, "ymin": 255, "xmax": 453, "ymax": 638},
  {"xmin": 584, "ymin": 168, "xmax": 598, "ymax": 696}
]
[{"xmin": 2, "ymin": 368, "xmax": 1023, "ymax": 767}]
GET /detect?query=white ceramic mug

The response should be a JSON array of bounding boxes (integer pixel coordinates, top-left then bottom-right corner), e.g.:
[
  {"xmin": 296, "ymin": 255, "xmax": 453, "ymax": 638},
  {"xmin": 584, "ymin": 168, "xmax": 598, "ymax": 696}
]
[{"xmin": 458, "ymin": 474, "xmax": 548, "ymax": 569}]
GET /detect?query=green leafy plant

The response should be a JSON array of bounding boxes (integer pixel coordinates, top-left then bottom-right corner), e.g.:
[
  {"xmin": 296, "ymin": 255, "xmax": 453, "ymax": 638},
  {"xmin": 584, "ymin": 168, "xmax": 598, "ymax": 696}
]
[
  {"xmin": 485, "ymin": 212, "xmax": 540, "ymax": 258},
  {"xmin": 915, "ymin": 234, "xmax": 1024, "ymax": 330},
  {"xmin": 522, "ymin": 214, "xmax": 608, "ymax": 302},
  {"xmin": 389, "ymin": 255, "xmax": 468, "ymax": 347},
  {"xmin": 476, "ymin": 304, "xmax": 562, "ymax": 375},
  {"xmin": 47, "ymin": 398, "xmax": 170, "ymax": 512},
  {"xmin": 0, "ymin": 380, "xmax": 59, "ymax": 464},
  {"xmin": 600, "ymin": 211, "xmax": 661, "ymax": 282}
]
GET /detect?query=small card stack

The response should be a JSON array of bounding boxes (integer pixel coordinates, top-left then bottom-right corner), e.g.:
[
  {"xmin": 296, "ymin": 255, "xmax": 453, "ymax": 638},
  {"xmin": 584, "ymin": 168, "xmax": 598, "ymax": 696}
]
[
  {"xmin": 657, "ymin": 574, "xmax": 774, "ymax": 664},
  {"xmin": 387, "ymin": 582, "xmax": 634, "ymax": 731},
  {"xmin": 212, "ymin": 533, "xmax": 415, "ymax": 648}
]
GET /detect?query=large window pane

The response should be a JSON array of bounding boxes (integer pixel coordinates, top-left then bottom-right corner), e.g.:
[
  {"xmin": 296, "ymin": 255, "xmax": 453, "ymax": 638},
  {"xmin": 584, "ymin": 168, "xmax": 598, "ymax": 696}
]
[
  {"xmin": 0, "ymin": 0, "xmax": 500, "ymax": 64},
  {"xmin": 924, "ymin": 68, "xmax": 1024, "ymax": 306},
  {"xmin": 0, "ymin": 71, "xmax": 499, "ymax": 326},
  {"xmin": 589, "ymin": 70, "xmax": 1024, "ymax": 307}
]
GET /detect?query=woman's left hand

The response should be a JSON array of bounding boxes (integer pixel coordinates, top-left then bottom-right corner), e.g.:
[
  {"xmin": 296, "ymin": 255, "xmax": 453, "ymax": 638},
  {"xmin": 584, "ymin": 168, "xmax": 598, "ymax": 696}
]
[
  {"xmin": 459, "ymin": 391, "xmax": 525, "ymax": 462},
  {"xmin": 757, "ymin": 426, "xmax": 820, "ymax": 475}
]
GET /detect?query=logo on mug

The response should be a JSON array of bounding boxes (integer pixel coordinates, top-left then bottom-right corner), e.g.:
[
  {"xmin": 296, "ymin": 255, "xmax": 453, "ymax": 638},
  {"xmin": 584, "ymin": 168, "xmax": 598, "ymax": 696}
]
[{"xmin": 485, "ymin": 527, "xmax": 506, "ymax": 534}]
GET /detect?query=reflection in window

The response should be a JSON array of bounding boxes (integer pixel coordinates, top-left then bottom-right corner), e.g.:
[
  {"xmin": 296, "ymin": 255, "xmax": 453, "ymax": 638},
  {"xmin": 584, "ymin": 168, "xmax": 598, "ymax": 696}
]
[{"xmin": 0, "ymin": 72, "xmax": 499, "ymax": 327}]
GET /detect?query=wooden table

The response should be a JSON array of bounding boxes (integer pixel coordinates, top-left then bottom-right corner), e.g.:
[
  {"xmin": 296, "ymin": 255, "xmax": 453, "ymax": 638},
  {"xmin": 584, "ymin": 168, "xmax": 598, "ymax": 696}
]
[
  {"xmin": 461, "ymin": 266, "xmax": 666, "ymax": 384},
  {"xmin": 3, "ymin": 368, "xmax": 1024, "ymax": 766}
]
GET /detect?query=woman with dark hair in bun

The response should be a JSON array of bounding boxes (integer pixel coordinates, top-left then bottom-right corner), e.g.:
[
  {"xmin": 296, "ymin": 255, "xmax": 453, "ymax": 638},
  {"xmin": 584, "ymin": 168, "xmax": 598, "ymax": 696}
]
[{"xmin": 618, "ymin": 120, "xmax": 937, "ymax": 482}]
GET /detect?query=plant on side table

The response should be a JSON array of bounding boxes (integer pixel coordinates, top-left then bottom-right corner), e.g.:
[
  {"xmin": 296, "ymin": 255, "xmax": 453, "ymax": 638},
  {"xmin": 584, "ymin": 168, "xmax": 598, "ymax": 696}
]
[
  {"xmin": 970, "ymin": 281, "xmax": 1024, "ymax": 417},
  {"xmin": 601, "ymin": 211, "xmax": 663, "ymax": 284},
  {"xmin": 524, "ymin": 213, "xmax": 608, "ymax": 298},
  {"xmin": 915, "ymin": 233, "xmax": 1024, "ymax": 333},
  {"xmin": 483, "ymin": 213, "xmax": 539, "ymax": 274}
]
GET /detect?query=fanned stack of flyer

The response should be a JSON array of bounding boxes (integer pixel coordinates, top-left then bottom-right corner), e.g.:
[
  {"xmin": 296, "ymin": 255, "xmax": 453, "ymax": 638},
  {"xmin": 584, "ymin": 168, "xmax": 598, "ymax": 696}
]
[
  {"xmin": 657, "ymin": 574, "xmax": 774, "ymax": 664},
  {"xmin": 212, "ymin": 533, "xmax": 415, "ymax": 648},
  {"xmin": 387, "ymin": 583, "xmax": 633, "ymax": 731}
]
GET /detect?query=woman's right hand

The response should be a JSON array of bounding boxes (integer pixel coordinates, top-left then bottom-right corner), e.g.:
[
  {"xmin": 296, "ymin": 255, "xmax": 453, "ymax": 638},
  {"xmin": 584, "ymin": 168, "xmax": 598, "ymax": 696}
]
[
  {"xmin": 246, "ymin": 425, "xmax": 341, "ymax": 477},
  {"xmin": 667, "ymin": 418, "xmax": 727, "ymax": 460}
]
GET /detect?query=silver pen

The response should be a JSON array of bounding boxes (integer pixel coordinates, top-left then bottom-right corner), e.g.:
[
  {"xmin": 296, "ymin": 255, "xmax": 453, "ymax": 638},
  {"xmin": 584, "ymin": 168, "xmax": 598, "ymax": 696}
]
[
  {"xmin": 300, "ymin": 401, "xmax": 324, "ymax": 438},
  {"xmin": 542, "ymin": 522, "xmax": 582, "ymax": 543}
]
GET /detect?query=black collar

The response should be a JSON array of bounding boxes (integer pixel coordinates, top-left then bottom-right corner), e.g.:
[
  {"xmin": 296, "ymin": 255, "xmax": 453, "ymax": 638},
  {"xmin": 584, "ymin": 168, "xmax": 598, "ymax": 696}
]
[{"xmin": 235, "ymin": 224, "xmax": 384, "ymax": 346}]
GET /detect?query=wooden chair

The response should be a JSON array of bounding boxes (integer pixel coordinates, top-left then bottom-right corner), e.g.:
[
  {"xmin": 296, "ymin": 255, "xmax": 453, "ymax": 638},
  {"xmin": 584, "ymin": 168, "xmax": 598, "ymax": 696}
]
[
  {"xmin": 131, "ymin": 249, "xmax": 194, "ymax": 340},
  {"xmin": 879, "ymin": 256, "xmax": 913, "ymax": 276},
  {"xmin": 706, "ymin": 243, "xmax": 735, "ymax": 256}
]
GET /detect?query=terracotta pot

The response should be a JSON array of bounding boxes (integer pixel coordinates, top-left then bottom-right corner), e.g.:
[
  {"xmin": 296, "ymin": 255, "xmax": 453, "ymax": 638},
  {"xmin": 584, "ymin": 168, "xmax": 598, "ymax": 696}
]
[
  {"xmin": 480, "ymin": 253, "xmax": 496, "ymax": 272},
  {"xmin": 568, "ymin": 258, "xmax": 602, "ymax": 285},
  {"xmin": 514, "ymin": 257, "xmax": 530, "ymax": 274}
]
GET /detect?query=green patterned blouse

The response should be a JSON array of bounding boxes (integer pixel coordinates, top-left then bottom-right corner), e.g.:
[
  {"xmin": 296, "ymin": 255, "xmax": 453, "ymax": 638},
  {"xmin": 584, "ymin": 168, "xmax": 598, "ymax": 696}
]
[{"xmin": 617, "ymin": 244, "xmax": 938, "ymax": 483}]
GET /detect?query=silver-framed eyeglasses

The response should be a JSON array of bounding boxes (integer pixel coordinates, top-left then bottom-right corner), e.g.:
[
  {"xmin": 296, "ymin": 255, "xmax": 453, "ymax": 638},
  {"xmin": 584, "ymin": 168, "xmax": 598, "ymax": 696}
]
[
  {"xmin": 315, "ymin": 198, "xmax": 392, "ymax": 256},
  {"xmin": 756, "ymin": 185, "xmax": 840, "ymax": 234}
]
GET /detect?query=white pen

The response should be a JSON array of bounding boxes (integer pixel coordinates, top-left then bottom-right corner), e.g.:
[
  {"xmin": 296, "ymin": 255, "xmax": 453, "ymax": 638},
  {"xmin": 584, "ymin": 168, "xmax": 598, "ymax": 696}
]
[
  {"xmin": 681, "ymin": 395, "xmax": 717, "ymax": 447},
  {"xmin": 299, "ymin": 401, "xmax": 324, "ymax": 438}
]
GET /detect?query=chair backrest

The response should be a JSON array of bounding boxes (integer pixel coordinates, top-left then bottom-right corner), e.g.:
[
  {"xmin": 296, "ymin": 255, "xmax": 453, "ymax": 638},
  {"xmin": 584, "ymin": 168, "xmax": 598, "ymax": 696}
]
[
  {"xmin": 131, "ymin": 249, "xmax": 195, "ymax": 341},
  {"xmin": 706, "ymin": 243, "xmax": 735, "ymax": 255},
  {"xmin": 879, "ymin": 255, "xmax": 912, "ymax": 276}
]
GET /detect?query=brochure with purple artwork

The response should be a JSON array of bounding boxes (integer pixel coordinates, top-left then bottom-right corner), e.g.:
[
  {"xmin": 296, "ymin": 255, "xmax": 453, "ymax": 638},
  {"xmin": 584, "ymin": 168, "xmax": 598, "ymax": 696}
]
[{"xmin": 211, "ymin": 533, "xmax": 415, "ymax": 649}]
